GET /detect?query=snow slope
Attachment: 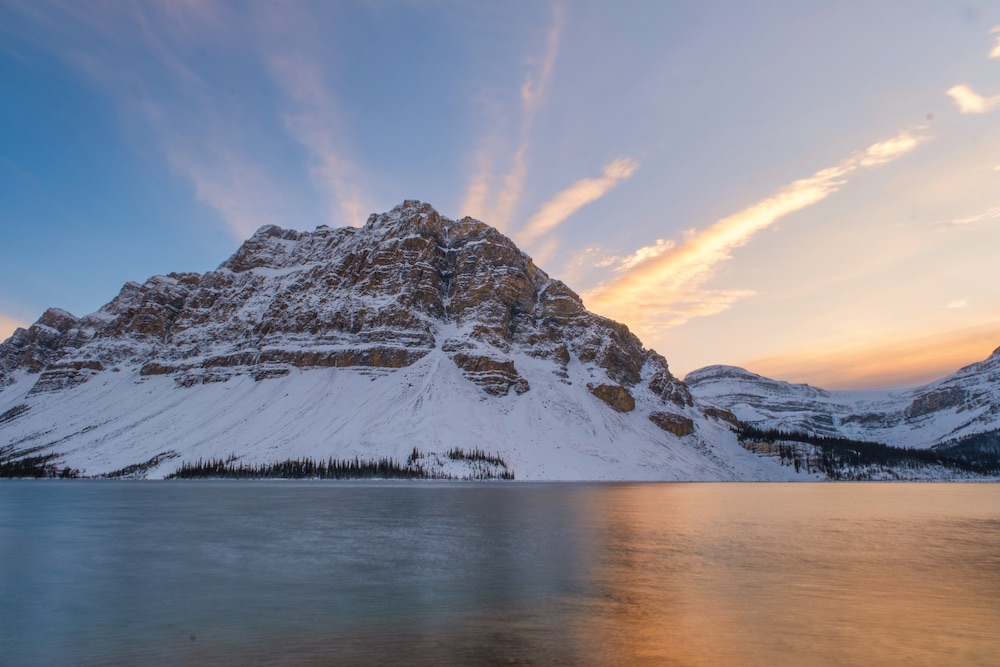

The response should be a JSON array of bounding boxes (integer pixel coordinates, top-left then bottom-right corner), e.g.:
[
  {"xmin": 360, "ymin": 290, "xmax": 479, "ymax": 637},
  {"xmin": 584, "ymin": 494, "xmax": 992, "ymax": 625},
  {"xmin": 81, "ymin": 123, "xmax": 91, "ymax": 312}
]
[
  {"xmin": 687, "ymin": 351, "xmax": 1000, "ymax": 449},
  {"xmin": 0, "ymin": 340, "xmax": 792, "ymax": 481}
]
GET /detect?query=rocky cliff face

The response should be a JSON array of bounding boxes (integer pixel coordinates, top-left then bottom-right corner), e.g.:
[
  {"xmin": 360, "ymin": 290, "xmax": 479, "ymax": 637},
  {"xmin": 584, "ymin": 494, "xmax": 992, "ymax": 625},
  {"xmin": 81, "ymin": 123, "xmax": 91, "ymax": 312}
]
[
  {"xmin": 0, "ymin": 201, "xmax": 762, "ymax": 480},
  {"xmin": 1, "ymin": 201, "xmax": 689, "ymax": 403}
]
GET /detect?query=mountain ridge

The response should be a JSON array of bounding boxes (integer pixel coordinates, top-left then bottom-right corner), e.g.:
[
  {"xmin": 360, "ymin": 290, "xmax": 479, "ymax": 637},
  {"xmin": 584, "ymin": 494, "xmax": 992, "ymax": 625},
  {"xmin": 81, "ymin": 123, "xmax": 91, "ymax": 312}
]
[
  {"xmin": 2, "ymin": 200, "xmax": 996, "ymax": 480},
  {"xmin": 1, "ymin": 200, "xmax": 778, "ymax": 480},
  {"xmin": 686, "ymin": 348, "xmax": 1000, "ymax": 451}
]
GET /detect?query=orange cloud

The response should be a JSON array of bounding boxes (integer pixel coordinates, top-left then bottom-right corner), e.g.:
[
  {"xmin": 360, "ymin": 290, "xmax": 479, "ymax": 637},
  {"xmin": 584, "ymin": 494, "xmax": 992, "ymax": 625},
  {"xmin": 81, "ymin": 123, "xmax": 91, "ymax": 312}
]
[
  {"xmin": 518, "ymin": 157, "xmax": 638, "ymax": 247},
  {"xmin": 947, "ymin": 84, "xmax": 1000, "ymax": 114},
  {"xmin": 582, "ymin": 129, "xmax": 929, "ymax": 334},
  {"xmin": 742, "ymin": 324, "xmax": 1000, "ymax": 389},
  {"xmin": 614, "ymin": 238, "xmax": 675, "ymax": 271}
]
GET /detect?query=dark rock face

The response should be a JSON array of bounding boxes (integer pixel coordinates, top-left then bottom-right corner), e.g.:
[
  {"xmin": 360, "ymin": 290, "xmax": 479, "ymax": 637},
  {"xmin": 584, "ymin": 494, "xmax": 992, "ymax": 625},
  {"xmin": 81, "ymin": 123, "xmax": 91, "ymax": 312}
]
[
  {"xmin": 28, "ymin": 360, "xmax": 105, "ymax": 395},
  {"xmin": 589, "ymin": 384, "xmax": 636, "ymax": 413},
  {"xmin": 649, "ymin": 365, "xmax": 694, "ymax": 407},
  {"xmin": 905, "ymin": 387, "xmax": 967, "ymax": 419},
  {"xmin": 703, "ymin": 406, "xmax": 740, "ymax": 429},
  {"xmin": 649, "ymin": 411, "xmax": 695, "ymax": 436},
  {"xmin": 450, "ymin": 353, "xmax": 530, "ymax": 396},
  {"xmin": 0, "ymin": 201, "xmax": 689, "ymax": 402},
  {"xmin": 0, "ymin": 308, "xmax": 81, "ymax": 385}
]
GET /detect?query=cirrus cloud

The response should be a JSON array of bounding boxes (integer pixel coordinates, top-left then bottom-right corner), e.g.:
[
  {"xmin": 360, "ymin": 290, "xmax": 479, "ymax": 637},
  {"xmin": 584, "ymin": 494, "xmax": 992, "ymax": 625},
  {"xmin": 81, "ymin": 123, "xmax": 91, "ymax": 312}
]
[
  {"xmin": 461, "ymin": 5, "xmax": 564, "ymax": 231},
  {"xmin": 517, "ymin": 157, "xmax": 639, "ymax": 247},
  {"xmin": 582, "ymin": 129, "xmax": 930, "ymax": 334}
]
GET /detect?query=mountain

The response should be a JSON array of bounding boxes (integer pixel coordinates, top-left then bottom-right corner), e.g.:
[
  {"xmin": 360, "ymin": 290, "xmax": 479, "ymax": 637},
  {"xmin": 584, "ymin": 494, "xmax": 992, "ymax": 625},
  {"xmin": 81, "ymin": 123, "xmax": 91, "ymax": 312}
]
[
  {"xmin": 0, "ymin": 201, "xmax": 787, "ymax": 481},
  {"xmin": 686, "ymin": 353, "xmax": 1000, "ymax": 475},
  {"xmin": 686, "ymin": 352, "xmax": 1000, "ymax": 447}
]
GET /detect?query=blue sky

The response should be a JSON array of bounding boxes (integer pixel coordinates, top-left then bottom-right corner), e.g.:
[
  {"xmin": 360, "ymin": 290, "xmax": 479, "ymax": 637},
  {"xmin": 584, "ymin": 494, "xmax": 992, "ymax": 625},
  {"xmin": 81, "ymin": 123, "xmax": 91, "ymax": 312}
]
[{"xmin": 2, "ymin": 0, "xmax": 1000, "ymax": 387}]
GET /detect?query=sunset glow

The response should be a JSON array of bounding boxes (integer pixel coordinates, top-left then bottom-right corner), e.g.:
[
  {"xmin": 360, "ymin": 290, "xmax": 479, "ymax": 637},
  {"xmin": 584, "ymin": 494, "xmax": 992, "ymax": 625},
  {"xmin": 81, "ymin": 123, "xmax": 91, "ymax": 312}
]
[{"xmin": 2, "ymin": 1, "xmax": 999, "ymax": 388}]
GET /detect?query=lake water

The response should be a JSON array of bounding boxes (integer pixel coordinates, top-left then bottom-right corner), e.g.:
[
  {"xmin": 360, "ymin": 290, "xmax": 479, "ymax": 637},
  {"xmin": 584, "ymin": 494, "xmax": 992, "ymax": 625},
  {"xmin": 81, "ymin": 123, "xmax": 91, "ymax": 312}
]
[{"xmin": 1, "ymin": 482, "xmax": 998, "ymax": 666}]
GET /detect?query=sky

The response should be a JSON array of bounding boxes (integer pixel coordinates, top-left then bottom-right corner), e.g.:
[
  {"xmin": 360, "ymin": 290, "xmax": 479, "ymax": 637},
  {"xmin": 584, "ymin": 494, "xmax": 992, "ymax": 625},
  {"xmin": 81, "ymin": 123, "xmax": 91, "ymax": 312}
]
[{"xmin": 1, "ymin": 0, "xmax": 999, "ymax": 389}]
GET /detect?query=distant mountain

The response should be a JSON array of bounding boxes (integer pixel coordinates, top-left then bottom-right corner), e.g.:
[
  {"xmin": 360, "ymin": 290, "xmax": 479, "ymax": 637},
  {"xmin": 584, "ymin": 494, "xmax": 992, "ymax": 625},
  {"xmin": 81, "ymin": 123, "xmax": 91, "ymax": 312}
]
[
  {"xmin": 0, "ymin": 201, "xmax": 784, "ymax": 481},
  {"xmin": 686, "ymin": 352, "xmax": 1000, "ymax": 476}
]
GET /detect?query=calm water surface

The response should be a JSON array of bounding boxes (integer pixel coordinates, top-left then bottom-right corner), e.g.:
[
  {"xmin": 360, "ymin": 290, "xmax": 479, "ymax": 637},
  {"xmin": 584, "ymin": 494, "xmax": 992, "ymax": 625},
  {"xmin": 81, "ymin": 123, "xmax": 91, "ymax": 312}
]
[{"xmin": 1, "ymin": 481, "xmax": 998, "ymax": 666}]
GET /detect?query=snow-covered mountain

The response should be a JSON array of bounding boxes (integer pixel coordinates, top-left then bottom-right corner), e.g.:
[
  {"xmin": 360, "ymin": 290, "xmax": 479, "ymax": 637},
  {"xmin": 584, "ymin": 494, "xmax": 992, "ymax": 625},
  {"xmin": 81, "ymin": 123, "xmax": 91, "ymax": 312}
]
[
  {"xmin": 686, "ymin": 352, "xmax": 1000, "ymax": 452},
  {"xmin": 0, "ymin": 201, "xmax": 791, "ymax": 481}
]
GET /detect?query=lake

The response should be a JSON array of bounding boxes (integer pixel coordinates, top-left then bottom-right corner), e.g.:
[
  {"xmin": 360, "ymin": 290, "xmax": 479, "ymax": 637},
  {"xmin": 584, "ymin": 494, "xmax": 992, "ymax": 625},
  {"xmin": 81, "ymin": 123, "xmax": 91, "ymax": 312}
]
[{"xmin": 1, "ymin": 481, "xmax": 998, "ymax": 666}]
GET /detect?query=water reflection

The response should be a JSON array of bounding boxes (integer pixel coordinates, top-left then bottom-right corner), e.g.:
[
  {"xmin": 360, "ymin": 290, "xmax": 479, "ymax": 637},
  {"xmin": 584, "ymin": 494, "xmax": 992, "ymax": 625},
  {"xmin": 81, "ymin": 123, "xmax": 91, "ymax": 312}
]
[
  {"xmin": 580, "ymin": 484, "xmax": 1000, "ymax": 666},
  {"xmin": 1, "ymin": 482, "xmax": 998, "ymax": 665}
]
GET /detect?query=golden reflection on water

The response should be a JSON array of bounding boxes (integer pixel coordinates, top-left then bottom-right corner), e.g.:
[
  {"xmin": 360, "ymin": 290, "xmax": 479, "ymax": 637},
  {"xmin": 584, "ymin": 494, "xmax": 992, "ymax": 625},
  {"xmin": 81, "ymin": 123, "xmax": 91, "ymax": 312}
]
[{"xmin": 574, "ymin": 484, "xmax": 1000, "ymax": 666}]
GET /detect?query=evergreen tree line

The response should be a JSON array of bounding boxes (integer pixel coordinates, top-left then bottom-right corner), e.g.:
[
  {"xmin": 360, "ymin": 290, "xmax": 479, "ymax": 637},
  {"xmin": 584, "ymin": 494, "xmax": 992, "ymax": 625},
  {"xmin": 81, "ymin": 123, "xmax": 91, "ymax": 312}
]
[
  {"xmin": 408, "ymin": 446, "xmax": 514, "ymax": 480},
  {"xmin": 445, "ymin": 447, "xmax": 508, "ymax": 468},
  {"xmin": 936, "ymin": 431, "xmax": 1000, "ymax": 471},
  {"xmin": 0, "ymin": 453, "xmax": 79, "ymax": 478},
  {"xmin": 168, "ymin": 455, "xmax": 437, "ymax": 480},
  {"xmin": 167, "ymin": 452, "xmax": 514, "ymax": 480},
  {"xmin": 737, "ymin": 424, "xmax": 1000, "ymax": 478}
]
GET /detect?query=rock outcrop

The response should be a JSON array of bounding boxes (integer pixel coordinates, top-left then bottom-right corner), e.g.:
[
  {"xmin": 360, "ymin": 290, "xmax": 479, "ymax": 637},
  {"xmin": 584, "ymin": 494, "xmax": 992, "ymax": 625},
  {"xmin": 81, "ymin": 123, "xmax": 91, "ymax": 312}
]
[
  {"xmin": 649, "ymin": 411, "xmax": 695, "ymax": 436},
  {"xmin": 589, "ymin": 383, "xmax": 636, "ymax": 413}
]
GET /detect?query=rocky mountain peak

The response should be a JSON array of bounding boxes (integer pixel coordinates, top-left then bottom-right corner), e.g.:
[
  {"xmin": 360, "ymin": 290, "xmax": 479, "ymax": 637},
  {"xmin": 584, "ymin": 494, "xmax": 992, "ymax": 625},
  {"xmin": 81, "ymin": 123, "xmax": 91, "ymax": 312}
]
[
  {"xmin": 0, "ymin": 202, "xmax": 691, "ymax": 409},
  {"xmin": 2, "ymin": 201, "xmax": 995, "ymax": 481}
]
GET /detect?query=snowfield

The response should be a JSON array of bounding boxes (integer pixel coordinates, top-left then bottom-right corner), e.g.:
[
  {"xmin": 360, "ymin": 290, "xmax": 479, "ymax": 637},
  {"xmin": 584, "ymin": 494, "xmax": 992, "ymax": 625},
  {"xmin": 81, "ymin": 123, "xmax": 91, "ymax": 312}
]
[{"xmin": 0, "ymin": 343, "xmax": 797, "ymax": 481}]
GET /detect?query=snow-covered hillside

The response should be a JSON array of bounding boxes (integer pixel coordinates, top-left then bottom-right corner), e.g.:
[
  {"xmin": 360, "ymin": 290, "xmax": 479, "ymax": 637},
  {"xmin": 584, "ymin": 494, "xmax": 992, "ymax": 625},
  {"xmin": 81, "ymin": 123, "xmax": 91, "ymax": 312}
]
[
  {"xmin": 686, "ymin": 352, "xmax": 1000, "ymax": 450},
  {"xmin": 0, "ymin": 201, "xmax": 794, "ymax": 480},
  {"xmin": 0, "ymin": 339, "xmax": 789, "ymax": 481}
]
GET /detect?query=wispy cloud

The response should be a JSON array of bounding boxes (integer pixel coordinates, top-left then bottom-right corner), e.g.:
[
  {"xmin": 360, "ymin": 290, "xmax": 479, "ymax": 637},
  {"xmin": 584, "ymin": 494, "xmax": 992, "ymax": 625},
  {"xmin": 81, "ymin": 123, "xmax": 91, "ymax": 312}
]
[
  {"xmin": 939, "ymin": 205, "xmax": 1000, "ymax": 228},
  {"xmin": 517, "ymin": 157, "xmax": 638, "ymax": 247},
  {"xmin": 4, "ymin": 1, "xmax": 291, "ymax": 238},
  {"xmin": 947, "ymin": 84, "xmax": 1000, "ymax": 114},
  {"xmin": 267, "ymin": 54, "xmax": 368, "ymax": 227},
  {"xmin": 520, "ymin": 8, "xmax": 562, "ymax": 113},
  {"xmin": 161, "ymin": 139, "xmax": 287, "ymax": 239},
  {"xmin": 946, "ymin": 299, "xmax": 969, "ymax": 309},
  {"xmin": 943, "ymin": 27, "xmax": 1000, "ymax": 114},
  {"xmin": 582, "ymin": 129, "xmax": 929, "ymax": 333},
  {"xmin": 613, "ymin": 238, "xmax": 676, "ymax": 272},
  {"xmin": 254, "ymin": 3, "xmax": 369, "ymax": 228},
  {"xmin": 564, "ymin": 237, "xmax": 677, "ymax": 282},
  {"xmin": 461, "ymin": 5, "xmax": 563, "ymax": 230},
  {"xmin": 461, "ymin": 149, "xmax": 493, "ymax": 223},
  {"xmin": 5, "ymin": 1, "xmax": 370, "ymax": 237}
]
